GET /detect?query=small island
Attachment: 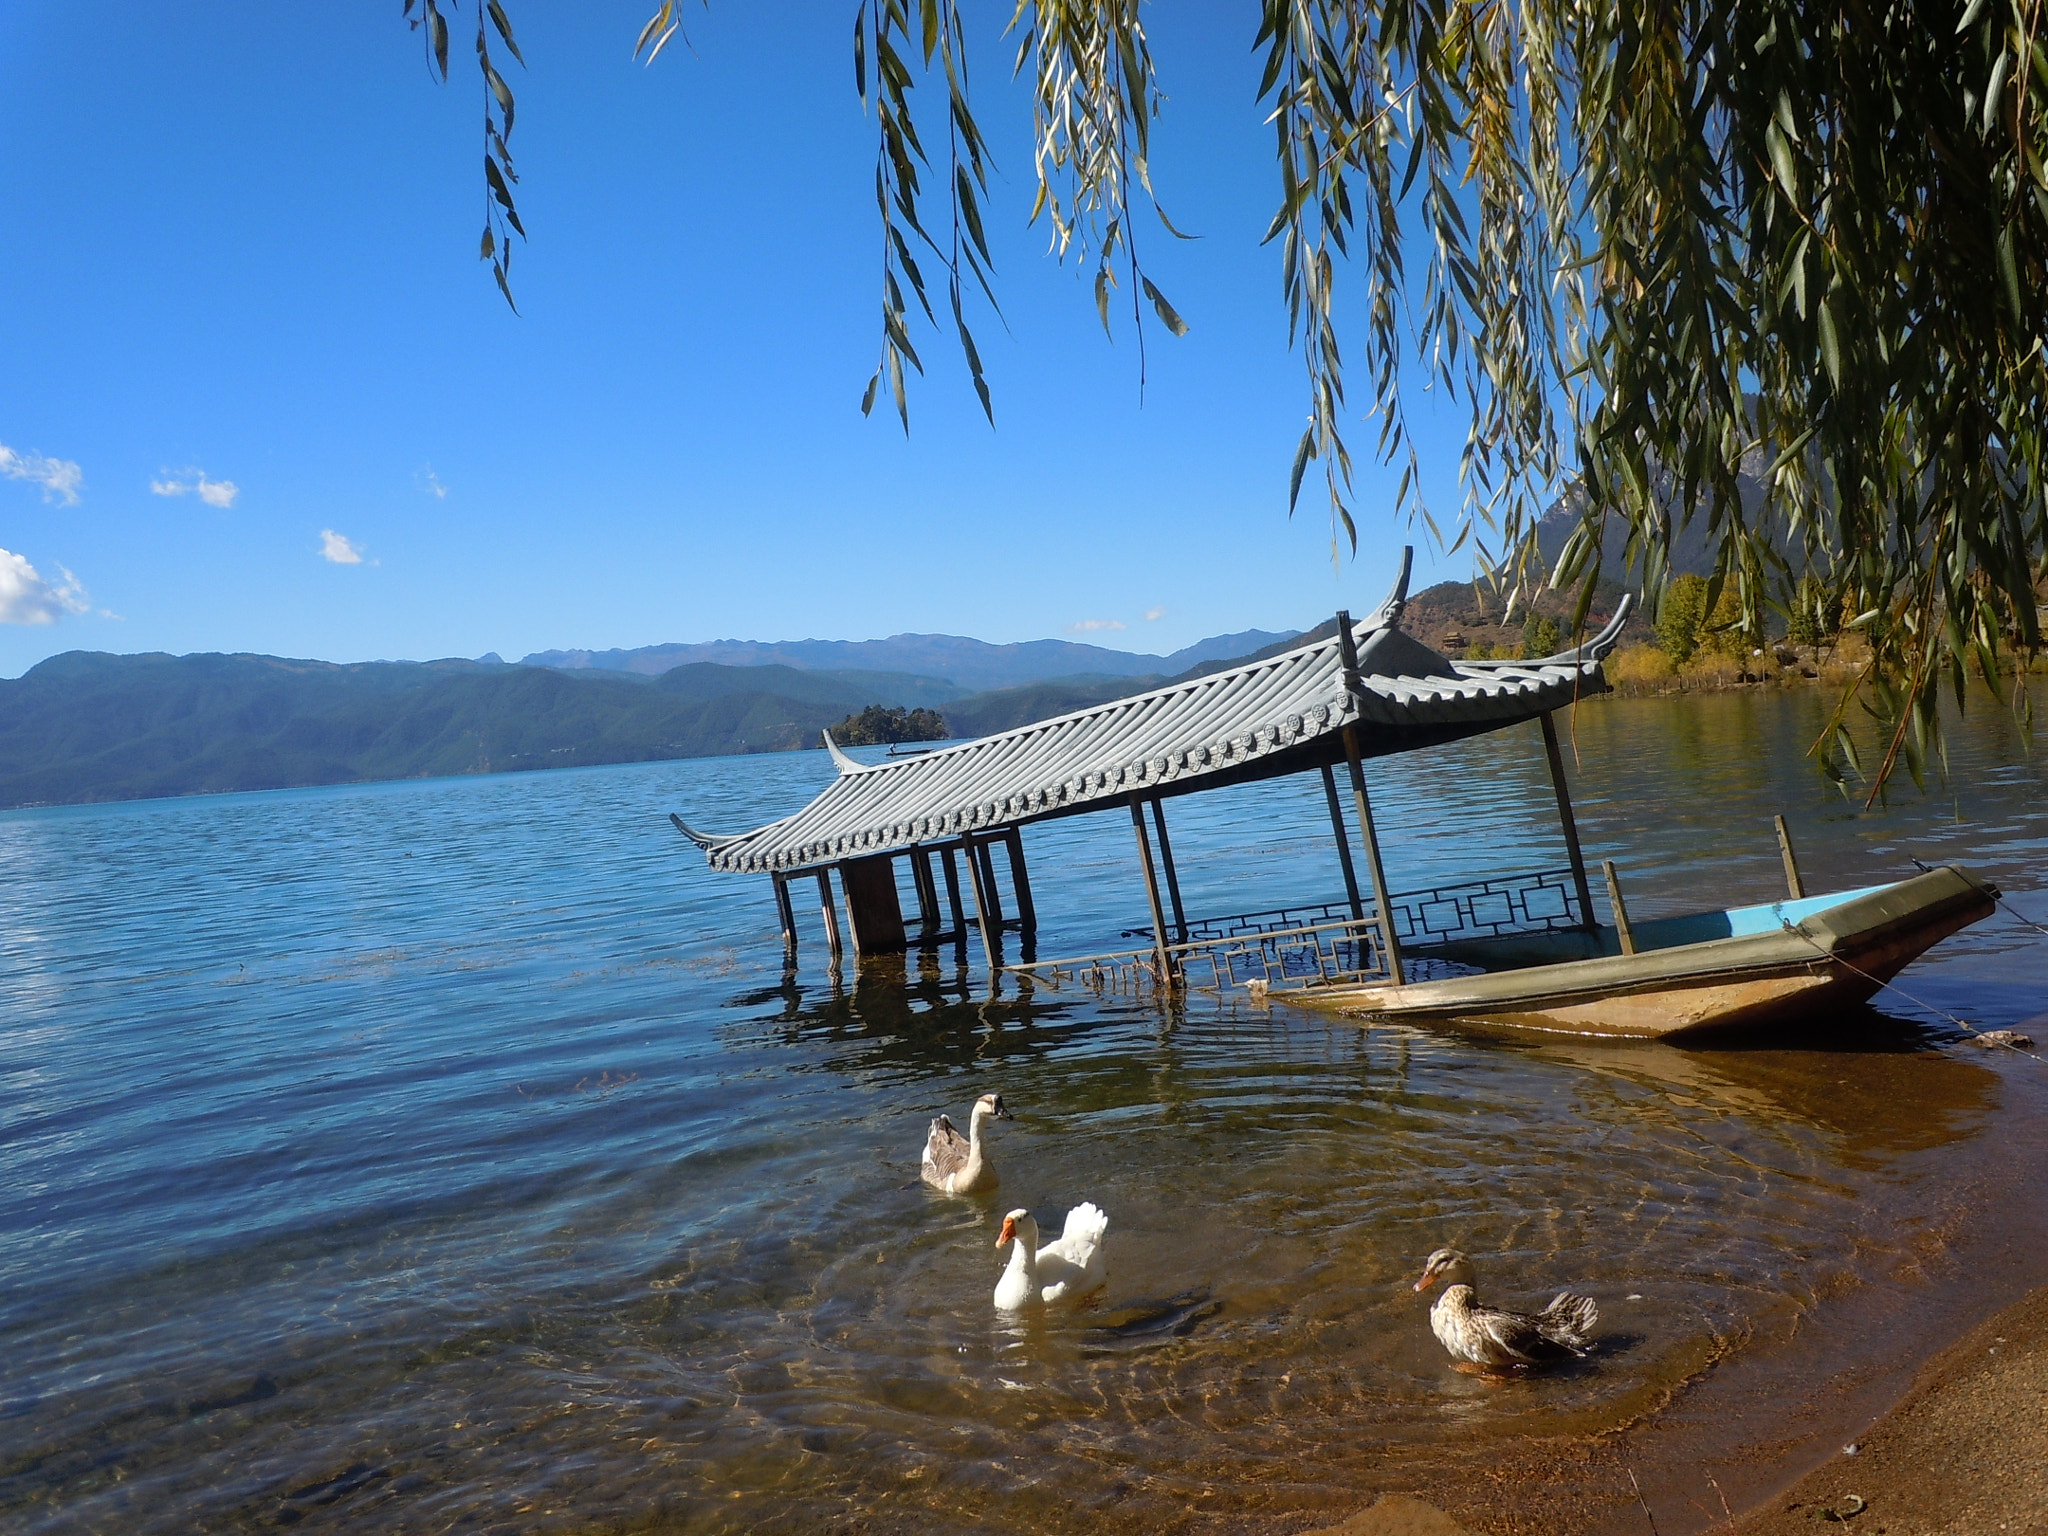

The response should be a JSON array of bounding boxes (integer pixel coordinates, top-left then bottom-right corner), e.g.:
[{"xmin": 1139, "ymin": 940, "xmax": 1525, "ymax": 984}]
[{"xmin": 828, "ymin": 703, "xmax": 950, "ymax": 746}]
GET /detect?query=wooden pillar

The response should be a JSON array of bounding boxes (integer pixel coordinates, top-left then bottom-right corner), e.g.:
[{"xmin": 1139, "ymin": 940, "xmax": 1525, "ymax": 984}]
[
  {"xmin": 1341, "ymin": 729, "xmax": 1406, "ymax": 986},
  {"xmin": 911, "ymin": 847, "xmax": 940, "ymax": 935},
  {"xmin": 940, "ymin": 845, "xmax": 966, "ymax": 943},
  {"xmin": 1538, "ymin": 711, "xmax": 1598, "ymax": 933},
  {"xmin": 1002, "ymin": 830, "xmax": 1037, "ymax": 937},
  {"xmin": 1335, "ymin": 609, "xmax": 1405, "ymax": 986},
  {"xmin": 1775, "ymin": 815, "xmax": 1805, "ymax": 900},
  {"xmin": 1320, "ymin": 763, "xmax": 1364, "ymax": 921},
  {"xmin": 815, "ymin": 869, "xmax": 843, "ymax": 966},
  {"xmin": 772, "ymin": 872, "xmax": 797, "ymax": 954},
  {"xmin": 1129, "ymin": 795, "xmax": 1174, "ymax": 984},
  {"xmin": 1602, "ymin": 860, "xmax": 1638, "ymax": 955},
  {"xmin": 959, "ymin": 831, "xmax": 1000, "ymax": 971},
  {"xmin": 1148, "ymin": 798, "xmax": 1189, "ymax": 943},
  {"xmin": 974, "ymin": 838, "xmax": 1004, "ymax": 928},
  {"xmin": 839, "ymin": 853, "xmax": 908, "ymax": 955}
]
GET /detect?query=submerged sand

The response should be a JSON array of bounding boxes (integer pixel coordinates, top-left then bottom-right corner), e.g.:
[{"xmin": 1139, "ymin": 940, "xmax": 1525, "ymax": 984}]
[
  {"xmin": 1301, "ymin": 1283, "xmax": 2048, "ymax": 1536},
  {"xmin": 1731, "ymin": 1285, "xmax": 2048, "ymax": 1536}
]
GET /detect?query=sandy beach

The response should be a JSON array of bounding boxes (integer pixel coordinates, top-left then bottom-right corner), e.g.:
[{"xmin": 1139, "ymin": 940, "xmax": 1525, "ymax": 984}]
[
  {"xmin": 1305, "ymin": 1282, "xmax": 2048, "ymax": 1536},
  {"xmin": 1730, "ymin": 1284, "xmax": 2048, "ymax": 1536}
]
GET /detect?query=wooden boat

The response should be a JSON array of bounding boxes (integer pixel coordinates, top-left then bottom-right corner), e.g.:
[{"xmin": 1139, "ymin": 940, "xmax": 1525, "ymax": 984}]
[{"xmin": 1294, "ymin": 864, "xmax": 1997, "ymax": 1040}]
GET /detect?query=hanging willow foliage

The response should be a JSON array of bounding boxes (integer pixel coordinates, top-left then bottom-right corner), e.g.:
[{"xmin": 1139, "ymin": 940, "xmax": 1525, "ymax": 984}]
[
  {"xmin": 418, "ymin": 0, "xmax": 2046, "ymax": 790},
  {"xmin": 409, "ymin": 0, "xmax": 525, "ymax": 310}
]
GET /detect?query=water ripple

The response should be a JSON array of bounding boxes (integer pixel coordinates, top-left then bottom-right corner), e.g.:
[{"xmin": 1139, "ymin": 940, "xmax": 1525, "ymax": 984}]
[{"xmin": 1, "ymin": 693, "xmax": 2044, "ymax": 1533}]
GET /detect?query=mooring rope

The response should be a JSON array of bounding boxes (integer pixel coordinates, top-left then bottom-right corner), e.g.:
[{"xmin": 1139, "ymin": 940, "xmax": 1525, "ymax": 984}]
[
  {"xmin": 1778, "ymin": 918, "xmax": 2044, "ymax": 1064},
  {"xmin": 1908, "ymin": 857, "xmax": 2048, "ymax": 939},
  {"xmin": 1992, "ymin": 895, "xmax": 2048, "ymax": 939},
  {"xmin": 2003, "ymin": 903, "xmax": 2048, "ymax": 937}
]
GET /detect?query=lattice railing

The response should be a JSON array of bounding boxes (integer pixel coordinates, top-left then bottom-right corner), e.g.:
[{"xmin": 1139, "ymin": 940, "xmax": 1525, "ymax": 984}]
[
  {"xmin": 1018, "ymin": 867, "xmax": 1580, "ymax": 997},
  {"xmin": 1018, "ymin": 914, "xmax": 1393, "ymax": 996},
  {"xmin": 1383, "ymin": 866, "xmax": 1585, "ymax": 944},
  {"xmin": 1122, "ymin": 899, "xmax": 1357, "ymax": 945},
  {"xmin": 1122, "ymin": 866, "xmax": 1585, "ymax": 949}
]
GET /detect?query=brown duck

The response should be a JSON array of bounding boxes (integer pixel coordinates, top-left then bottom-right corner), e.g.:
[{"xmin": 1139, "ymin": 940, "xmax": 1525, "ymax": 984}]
[{"xmin": 1412, "ymin": 1247, "xmax": 1598, "ymax": 1369}]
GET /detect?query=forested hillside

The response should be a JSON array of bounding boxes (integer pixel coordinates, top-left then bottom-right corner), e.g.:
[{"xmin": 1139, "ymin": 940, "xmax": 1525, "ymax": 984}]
[
  {"xmin": 0, "ymin": 628, "xmax": 1315, "ymax": 809},
  {"xmin": 0, "ymin": 653, "xmax": 958, "ymax": 808}
]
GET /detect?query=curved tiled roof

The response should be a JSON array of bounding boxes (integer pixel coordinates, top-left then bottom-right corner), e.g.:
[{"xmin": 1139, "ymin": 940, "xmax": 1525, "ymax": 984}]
[{"xmin": 676, "ymin": 556, "xmax": 1630, "ymax": 875}]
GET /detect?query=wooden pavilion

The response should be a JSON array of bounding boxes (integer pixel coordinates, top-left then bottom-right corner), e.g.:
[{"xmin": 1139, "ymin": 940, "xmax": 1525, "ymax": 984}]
[{"xmin": 671, "ymin": 551, "xmax": 1632, "ymax": 993}]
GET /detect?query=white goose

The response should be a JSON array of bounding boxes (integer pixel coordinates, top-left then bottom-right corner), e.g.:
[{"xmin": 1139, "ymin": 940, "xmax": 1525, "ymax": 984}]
[
  {"xmin": 993, "ymin": 1203, "xmax": 1109, "ymax": 1310},
  {"xmin": 920, "ymin": 1092, "xmax": 1011, "ymax": 1195}
]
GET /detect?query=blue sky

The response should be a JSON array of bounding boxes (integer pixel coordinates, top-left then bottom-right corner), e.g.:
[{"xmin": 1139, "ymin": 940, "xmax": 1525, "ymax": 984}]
[{"xmin": 0, "ymin": 2, "xmax": 1488, "ymax": 678}]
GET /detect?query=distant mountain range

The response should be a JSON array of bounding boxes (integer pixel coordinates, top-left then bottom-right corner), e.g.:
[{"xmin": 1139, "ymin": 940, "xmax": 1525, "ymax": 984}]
[
  {"xmin": 0, "ymin": 624, "xmax": 1301, "ymax": 809},
  {"xmin": 519, "ymin": 629, "xmax": 1297, "ymax": 692},
  {"xmin": 0, "ymin": 653, "xmax": 945, "ymax": 808}
]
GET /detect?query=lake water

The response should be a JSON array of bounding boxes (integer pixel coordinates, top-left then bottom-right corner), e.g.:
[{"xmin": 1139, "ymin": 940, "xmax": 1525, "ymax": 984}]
[{"xmin": 3, "ymin": 691, "xmax": 2045, "ymax": 1534}]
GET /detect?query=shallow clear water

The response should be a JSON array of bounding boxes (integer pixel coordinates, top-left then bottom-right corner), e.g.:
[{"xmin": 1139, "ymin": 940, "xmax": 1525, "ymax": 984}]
[{"xmin": 2, "ymin": 691, "xmax": 2045, "ymax": 1533}]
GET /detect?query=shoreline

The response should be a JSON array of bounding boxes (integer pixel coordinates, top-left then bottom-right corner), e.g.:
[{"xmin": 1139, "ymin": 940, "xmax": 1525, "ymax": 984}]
[
  {"xmin": 1294, "ymin": 1014, "xmax": 2048, "ymax": 1536},
  {"xmin": 1730, "ymin": 1283, "xmax": 2048, "ymax": 1534},
  {"xmin": 1307, "ymin": 1279, "xmax": 2048, "ymax": 1536}
]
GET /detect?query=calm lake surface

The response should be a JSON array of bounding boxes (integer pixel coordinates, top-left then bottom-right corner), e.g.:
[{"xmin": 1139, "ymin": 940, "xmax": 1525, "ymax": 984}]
[{"xmin": 3, "ymin": 691, "xmax": 2045, "ymax": 1534}]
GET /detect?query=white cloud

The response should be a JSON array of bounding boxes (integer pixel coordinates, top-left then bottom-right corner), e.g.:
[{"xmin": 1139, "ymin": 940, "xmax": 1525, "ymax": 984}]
[
  {"xmin": 1143, "ymin": 605, "xmax": 1167, "ymax": 622},
  {"xmin": 1066, "ymin": 618, "xmax": 1127, "ymax": 634},
  {"xmin": 151, "ymin": 469, "xmax": 239, "ymax": 508},
  {"xmin": 0, "ymin": 547, "xmax": 89, "ymax": 625},
  {"xmin": 319, "ymin": 529, "xmax": 366, "ymax": 565},
  {"xmin": 420, "ymin": 466, "xmax": 448, "ymax": 499},
  {"xmin": 0, "ymin": 443, "xmax": 84, "ymax": 505}
]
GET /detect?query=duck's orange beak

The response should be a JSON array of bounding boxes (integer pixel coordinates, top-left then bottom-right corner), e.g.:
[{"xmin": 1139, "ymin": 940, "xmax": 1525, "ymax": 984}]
[
  {"xmin": 997, "ymin": 1216, "xmax": 1016, "ymax": 1248},
  {"xmin": 1413, "ymin": 1272, "xmax": 1437, "ymax": 1292}
]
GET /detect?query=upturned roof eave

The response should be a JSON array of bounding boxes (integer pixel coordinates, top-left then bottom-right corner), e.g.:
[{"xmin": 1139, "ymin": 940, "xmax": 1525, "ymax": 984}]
[{"xmin": 680, "ymin": 562, "xmax": 1630, "ymax": 876}]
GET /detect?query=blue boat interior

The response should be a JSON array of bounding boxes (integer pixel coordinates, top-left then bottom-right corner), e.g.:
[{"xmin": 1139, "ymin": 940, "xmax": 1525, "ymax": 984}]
[
  {"xmin": 1411, "ymin": 879, "xmax": 1904, "ymax": 973},
  {"xmin": 1632, "ymin": 881, "xmax": 1899, "ymax": 949}
]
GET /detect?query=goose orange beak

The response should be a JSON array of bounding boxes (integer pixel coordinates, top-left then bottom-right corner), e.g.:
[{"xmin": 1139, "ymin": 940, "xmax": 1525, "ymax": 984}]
[{"xmin": 997, "ymin": 1215, "xmax": 1017, "ymax": 1248}]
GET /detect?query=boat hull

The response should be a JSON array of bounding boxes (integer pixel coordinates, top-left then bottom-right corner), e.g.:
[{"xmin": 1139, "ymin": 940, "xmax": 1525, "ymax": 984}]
[{"xmin": 1293, "ymin": 866, "xmax": 1995, "ymax": 1040}]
